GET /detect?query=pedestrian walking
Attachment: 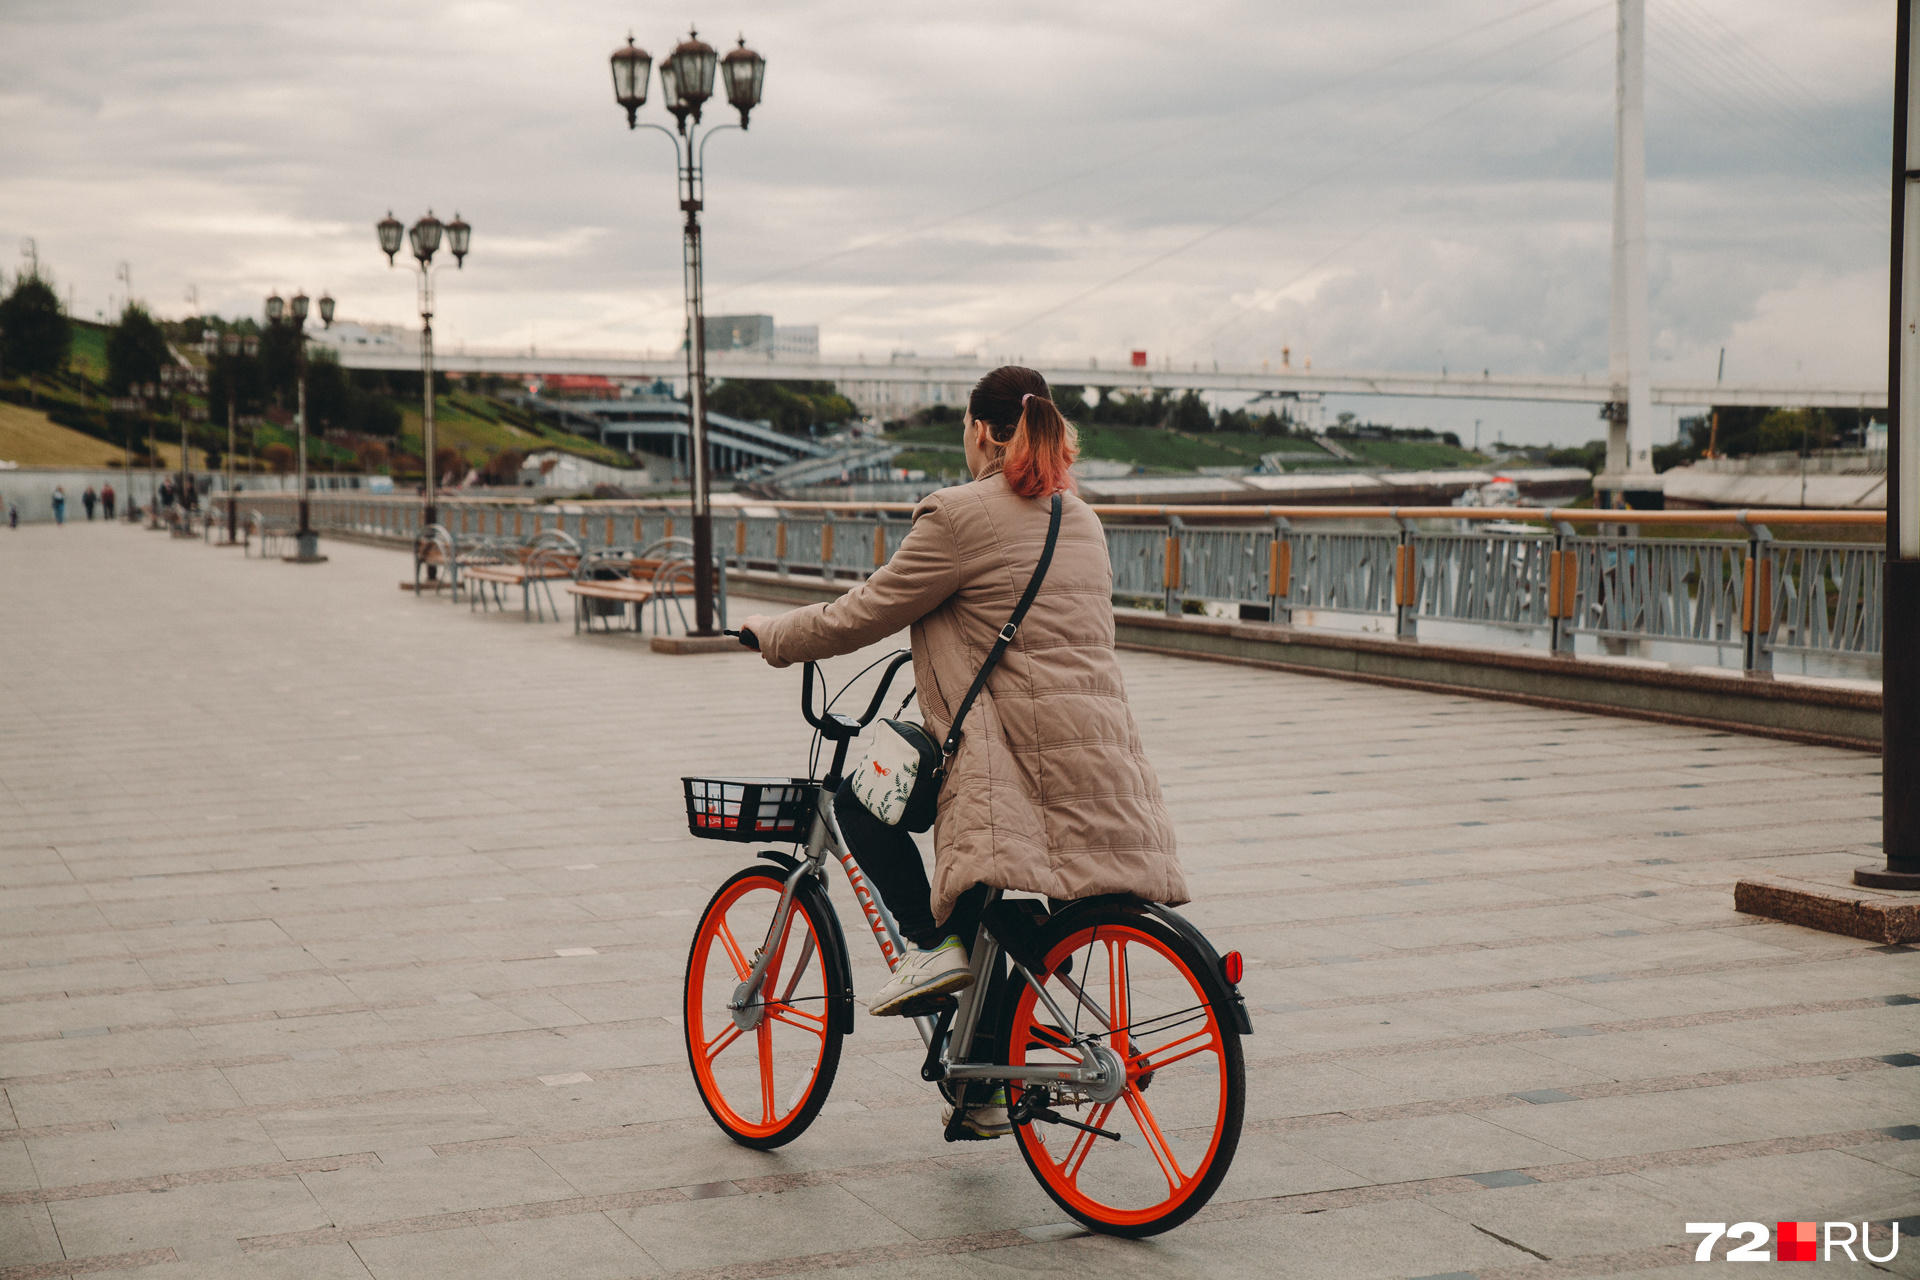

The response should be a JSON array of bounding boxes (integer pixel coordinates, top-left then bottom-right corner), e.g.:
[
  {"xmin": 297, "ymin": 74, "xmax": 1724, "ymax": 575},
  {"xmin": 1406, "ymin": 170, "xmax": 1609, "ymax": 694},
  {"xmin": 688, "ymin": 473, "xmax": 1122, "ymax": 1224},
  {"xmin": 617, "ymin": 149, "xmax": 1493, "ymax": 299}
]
[
  {"xmin": 159, "ymin": 479, "xmax": 173, "ymax": 509},
  {"xmin": 101, "ymin": 483, "xmax": 115, "ymax": 520},
  {"xmin": 7, "ymin": 503, "xmax": 17, "ymax": 529},
  {"xmin": 82, "ymin": 486, "xmax": 97, "ymax": 520},
  {"xmin": 51, "ymin": 486, "xmax": 66, "ymax": 525}
]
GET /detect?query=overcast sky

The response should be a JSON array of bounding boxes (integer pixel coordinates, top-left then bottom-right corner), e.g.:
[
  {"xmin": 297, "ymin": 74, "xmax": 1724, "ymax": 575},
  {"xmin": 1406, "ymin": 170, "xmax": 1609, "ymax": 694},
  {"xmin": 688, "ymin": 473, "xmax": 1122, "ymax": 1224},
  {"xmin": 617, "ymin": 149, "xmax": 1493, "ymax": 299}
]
[{"xmin": 0, "ymin": 0, "xmax": 1893, "ymax": 445}]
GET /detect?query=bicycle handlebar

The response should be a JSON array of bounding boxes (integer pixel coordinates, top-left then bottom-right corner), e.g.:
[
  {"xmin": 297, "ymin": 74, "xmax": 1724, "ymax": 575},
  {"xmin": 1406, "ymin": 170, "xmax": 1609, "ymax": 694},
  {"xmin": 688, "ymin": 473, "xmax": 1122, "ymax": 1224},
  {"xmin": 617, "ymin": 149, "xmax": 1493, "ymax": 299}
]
[
  {"xmin": 723, "ymin": 629, "xmax": 913, "ymax": 743},
  {"xmin": 801, "ymin": 651, "xmax": 914, "ymax": 742}
]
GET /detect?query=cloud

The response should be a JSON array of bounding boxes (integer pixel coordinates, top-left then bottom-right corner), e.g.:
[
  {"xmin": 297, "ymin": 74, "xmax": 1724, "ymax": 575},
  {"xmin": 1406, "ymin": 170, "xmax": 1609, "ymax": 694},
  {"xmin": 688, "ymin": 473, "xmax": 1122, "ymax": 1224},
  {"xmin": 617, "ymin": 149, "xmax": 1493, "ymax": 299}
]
[{"xmin": 0, "ymin": 0, "xmax": 1892, "ymax": 443}]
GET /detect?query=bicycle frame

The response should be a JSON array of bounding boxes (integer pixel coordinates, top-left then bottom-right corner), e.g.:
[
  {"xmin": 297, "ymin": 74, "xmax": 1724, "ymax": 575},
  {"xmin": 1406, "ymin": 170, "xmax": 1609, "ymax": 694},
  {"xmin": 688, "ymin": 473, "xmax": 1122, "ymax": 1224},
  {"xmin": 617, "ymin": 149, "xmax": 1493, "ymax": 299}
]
[
  {"xmin": 715, "ymin": 653, "xmax": 1122, "ymax": 1097},
  {"xmin": 728, "ymin": 789, "xmax": 1121, "ymax": 1095}
]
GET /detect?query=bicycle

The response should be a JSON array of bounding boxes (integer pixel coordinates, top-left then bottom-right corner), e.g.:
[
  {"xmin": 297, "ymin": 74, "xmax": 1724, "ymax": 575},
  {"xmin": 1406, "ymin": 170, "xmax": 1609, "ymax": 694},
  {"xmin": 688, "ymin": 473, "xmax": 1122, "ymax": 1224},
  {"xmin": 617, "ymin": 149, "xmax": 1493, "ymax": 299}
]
[{"xmin": 680, "ymin": 650, "xmax": 1252, "ymax": 1237}]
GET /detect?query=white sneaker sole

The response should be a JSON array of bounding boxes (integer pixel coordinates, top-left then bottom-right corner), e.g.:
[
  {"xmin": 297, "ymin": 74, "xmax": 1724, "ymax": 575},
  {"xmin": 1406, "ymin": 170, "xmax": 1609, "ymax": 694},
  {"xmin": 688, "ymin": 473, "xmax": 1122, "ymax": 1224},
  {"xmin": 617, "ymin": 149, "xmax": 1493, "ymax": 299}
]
[{"xmin": 867, "ymin": 965, "xmax": 975, "ymax": 1017}]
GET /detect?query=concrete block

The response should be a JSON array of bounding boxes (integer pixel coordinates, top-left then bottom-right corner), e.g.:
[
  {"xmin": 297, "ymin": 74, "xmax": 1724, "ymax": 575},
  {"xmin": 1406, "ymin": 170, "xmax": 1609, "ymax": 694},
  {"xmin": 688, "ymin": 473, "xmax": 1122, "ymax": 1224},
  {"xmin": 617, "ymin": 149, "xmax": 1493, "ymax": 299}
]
[{"xmin": 1735, "ymin": 874, "xmax": 1920, "ymax": 945}]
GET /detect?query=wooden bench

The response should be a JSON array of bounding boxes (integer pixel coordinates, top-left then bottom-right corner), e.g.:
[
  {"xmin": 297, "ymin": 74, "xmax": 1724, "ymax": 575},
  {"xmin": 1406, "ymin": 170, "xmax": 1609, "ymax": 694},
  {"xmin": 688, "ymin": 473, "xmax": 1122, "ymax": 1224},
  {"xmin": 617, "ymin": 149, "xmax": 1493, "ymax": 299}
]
[
  {"xmin": 466, "ymin": 531, "xmax": 581, "ymax": 620},
  {"xmin": 564, "ymin": 550, "xmax": 721, "ymax": 635}
]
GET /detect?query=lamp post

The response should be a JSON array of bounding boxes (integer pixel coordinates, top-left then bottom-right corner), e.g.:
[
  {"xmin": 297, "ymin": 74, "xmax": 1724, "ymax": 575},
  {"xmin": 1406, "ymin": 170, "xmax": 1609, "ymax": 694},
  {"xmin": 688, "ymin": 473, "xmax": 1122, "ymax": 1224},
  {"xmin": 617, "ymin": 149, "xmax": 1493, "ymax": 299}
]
[
  {"xmin": 1864, "ymin": 0, "xmax": 1920, "ymax": 888},
  {"xmin": 270, "ymin": 290, "xmax": 333, "ymax": 562},
  {"xmin": 378, "ymin": 209, "xmax": 468, "ymax": 535},
  {"xmin": 162, "ymin": 364, "xmax": 192, "ymax": 534},
  {"xmin": 141, "ymin": 383, "xmax": 159, "ymax": 528},
  {"xmin": 202, "ymin": 329, "xmax": 260, "ymax": 544},
  {"xmin": 611, "ymin": 27, "xmax": 764, "ymax": 636}
]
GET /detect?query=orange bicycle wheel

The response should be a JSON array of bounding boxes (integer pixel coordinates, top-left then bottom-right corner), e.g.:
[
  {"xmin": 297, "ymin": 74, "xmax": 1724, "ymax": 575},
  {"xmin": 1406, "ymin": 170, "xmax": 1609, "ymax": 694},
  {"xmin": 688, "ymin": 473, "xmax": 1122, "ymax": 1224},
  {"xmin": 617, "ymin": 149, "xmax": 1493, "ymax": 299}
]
[
  {"xmin": 684, "ymin": 866, "xmax": 843, "ymax": 1149},
  {"xmin": 1003, "ymin": 910, "xmax": 1244, "ymax": 1236}
]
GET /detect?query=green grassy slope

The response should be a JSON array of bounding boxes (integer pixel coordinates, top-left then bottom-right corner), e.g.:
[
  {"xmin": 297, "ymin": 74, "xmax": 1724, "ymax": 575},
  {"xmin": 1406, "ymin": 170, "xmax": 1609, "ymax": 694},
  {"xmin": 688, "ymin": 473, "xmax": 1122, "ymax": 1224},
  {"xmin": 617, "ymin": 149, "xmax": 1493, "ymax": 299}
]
[
  {"xmin": 398, "ymin": 396, "xmax": 639, "ymax": 470},
  {"xmin": 68, "ymin": 321, "xmax": 108, "ymax": 381}
]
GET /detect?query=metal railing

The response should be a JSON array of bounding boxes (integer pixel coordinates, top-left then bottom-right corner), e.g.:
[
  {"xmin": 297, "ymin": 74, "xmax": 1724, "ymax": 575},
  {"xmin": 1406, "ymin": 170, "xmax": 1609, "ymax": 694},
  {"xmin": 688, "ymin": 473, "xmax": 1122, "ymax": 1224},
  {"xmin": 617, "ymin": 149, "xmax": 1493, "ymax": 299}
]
[{"xmin": 227, "ymin": 492, "xmax": 1886, "ymax": 677}]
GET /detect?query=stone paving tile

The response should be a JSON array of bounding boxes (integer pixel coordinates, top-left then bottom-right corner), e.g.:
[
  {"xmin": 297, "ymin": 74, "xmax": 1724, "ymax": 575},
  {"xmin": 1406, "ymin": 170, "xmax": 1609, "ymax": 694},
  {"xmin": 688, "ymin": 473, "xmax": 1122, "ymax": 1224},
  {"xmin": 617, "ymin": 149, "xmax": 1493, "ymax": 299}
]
[{"xmin": 2, "ymin": 525, "xmax": 1916, "ymax": 1278}]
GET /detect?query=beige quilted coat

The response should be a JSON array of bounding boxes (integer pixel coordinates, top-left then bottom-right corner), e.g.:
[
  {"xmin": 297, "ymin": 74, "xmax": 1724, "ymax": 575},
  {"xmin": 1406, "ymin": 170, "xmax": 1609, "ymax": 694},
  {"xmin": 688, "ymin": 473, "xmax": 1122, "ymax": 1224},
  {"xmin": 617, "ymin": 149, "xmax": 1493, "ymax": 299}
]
[{"xmin": 755, "ymin": 466, "xmax": 1186, "ymax": 924}]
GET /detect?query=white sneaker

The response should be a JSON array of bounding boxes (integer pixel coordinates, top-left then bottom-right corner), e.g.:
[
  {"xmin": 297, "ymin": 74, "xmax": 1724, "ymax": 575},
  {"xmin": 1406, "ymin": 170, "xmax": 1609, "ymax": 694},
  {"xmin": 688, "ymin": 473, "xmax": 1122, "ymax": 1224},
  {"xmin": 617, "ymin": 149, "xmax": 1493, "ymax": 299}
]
[
  {"xmin": 868, "ymin": 936, "xmax": 974, "ymax": 1016},
  {"xmin": 942, "ymin": 1086, "xmax": 1012, "ymax": 1138}
]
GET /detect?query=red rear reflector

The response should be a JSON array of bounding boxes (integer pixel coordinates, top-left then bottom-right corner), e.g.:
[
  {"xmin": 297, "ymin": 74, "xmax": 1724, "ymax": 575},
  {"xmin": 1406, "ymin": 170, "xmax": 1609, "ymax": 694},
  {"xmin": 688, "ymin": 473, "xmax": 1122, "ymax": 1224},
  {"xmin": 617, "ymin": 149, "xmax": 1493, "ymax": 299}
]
[{"xmin": 1222, "ymin": 951, "xmax": 1243, "ymax": 985}]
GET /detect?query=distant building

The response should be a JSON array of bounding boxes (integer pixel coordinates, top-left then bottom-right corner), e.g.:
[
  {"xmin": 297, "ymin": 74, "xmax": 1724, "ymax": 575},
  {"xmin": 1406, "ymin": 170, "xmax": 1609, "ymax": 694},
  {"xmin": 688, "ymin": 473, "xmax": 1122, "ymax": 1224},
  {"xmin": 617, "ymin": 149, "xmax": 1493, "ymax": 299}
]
[
  {"xmin": 519, "ymin": 448, "xmax": 653, "ymax": 491},
  {"xmin": 537, "ymin": 374, "xmax": 617, "ymax": 399},
  {"xmin": 774, "ymin": 325, "xmax": 818, "ymax": 359},
  {"xmin": 836, "ymin": 352, "xmax": 979, "ymax": 423},
  {"xmin": 305, "ymin": 320, "xmax": 414, "ymax": 356},
  {"xmin": 705, "ymin": 314, "xmax": 776, "ymax": 354},
  {"xmin": 703, "ymin": 315, "xmax": 819, "ymax": 362}
]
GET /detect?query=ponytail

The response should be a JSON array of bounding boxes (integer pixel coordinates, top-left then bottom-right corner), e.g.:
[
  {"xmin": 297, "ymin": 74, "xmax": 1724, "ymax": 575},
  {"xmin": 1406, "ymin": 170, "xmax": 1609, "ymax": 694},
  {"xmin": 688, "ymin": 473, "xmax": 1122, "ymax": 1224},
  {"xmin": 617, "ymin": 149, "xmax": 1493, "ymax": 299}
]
[{"xmin": 968, "ymin": 366, "xmax": 1079, "ymax": 498}]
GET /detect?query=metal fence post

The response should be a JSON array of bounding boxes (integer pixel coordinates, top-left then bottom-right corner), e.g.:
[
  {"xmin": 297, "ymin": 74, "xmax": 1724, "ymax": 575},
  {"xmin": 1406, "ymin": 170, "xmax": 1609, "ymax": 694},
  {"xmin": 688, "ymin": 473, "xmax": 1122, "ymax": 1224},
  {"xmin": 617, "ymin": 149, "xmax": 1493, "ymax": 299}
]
[
  {"xmin": 776, "ymin": 519, "xmax": 788, "ymax": 578},
  {"xmin": 1393, "ymin": 513, "xmax": 1418, "ymax": 639},
  {"xmin": 1549, "ymin": 523, "xmax": 1579, "ymax": 654},
  {"xmin": 822, "ymin": 512, "xmax": 835, "ymax": 584},
  {"xmin": 1164, "ymin": 516, "xmax": 1184, "ymax": 618},
  {"xmin": 1741, "ymin": 516, "xmax": 1775, "ymax": 675},
  {"xmin": 1269, "ymin": 518, "xmax": 1292, "ymax": 624}
]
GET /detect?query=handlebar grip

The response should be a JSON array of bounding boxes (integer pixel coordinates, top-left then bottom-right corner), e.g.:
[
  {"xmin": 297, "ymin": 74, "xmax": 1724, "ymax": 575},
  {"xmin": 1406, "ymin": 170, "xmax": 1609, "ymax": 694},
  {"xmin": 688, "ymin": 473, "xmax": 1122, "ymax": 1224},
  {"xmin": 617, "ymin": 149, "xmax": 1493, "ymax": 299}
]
[
  {"xmin": 800, "ymin": 662, "xmax": 825, "ymax": 730},
  {"xmin": 723, "ymin": 628, "xmax": 759, "ymax": 651}
]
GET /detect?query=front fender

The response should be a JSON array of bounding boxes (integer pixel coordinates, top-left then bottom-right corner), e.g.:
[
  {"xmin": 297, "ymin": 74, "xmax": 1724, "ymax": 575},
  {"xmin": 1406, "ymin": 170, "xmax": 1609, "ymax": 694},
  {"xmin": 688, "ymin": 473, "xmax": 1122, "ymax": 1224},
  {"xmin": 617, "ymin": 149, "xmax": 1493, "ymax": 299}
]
[{"xmin": 756, "ymin": 851, "xmax": 855, "ymax": 1035}]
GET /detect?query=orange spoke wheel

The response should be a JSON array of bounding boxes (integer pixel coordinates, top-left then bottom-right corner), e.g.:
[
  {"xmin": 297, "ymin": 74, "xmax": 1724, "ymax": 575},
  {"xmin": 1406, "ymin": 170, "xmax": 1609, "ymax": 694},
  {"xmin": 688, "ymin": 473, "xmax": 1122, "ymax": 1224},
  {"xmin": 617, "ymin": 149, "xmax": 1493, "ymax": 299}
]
[
  {"xmin": 1004, "ymin": 910, "xmax": 1244, "ymax": 1237},
  {"xmin": 685, "ymin": 867, "xmax": 843, "ymax": 1149}
]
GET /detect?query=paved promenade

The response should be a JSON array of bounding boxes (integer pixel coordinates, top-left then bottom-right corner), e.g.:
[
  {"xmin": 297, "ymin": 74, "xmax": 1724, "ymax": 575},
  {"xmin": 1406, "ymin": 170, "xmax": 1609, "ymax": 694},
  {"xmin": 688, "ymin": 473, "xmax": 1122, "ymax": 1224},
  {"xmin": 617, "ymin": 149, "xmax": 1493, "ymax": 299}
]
[{"xmin": 1, "ymin": 521, "xmax": 1915, "ymax": 1279}]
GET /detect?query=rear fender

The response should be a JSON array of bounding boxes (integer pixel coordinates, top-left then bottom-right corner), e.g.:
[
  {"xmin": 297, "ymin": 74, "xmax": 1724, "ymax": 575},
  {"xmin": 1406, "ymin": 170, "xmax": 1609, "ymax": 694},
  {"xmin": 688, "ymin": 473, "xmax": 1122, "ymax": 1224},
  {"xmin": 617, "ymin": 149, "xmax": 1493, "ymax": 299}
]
[{"xmin": 1045, "ymin": 896, "xmax": 1253, "ymax": 1036}]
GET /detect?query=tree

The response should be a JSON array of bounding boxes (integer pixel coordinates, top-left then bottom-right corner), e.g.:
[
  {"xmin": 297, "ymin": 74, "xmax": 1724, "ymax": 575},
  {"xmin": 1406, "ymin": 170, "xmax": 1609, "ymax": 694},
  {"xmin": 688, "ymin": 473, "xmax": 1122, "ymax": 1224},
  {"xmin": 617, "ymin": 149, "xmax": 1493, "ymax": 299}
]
[
  {"xmin": 256, "ymin": 320, "xmax": 301, "ymax": 406},
  {"xmin": 0, "ymin": 273, "xmax": 72, "ymax": 397},
  {"xmin": 305, "ymin": 353, "xmax": 402, "ymax": 437},
  {"xmin": 481, "ymin": 448, "xmax": 525, "ymax": 484},
  {"xmin": 1169, "ymin": 390, "xmax": 1212, "ymax": 434},
  {"xmin": 262, "ymin": 442, "xmax": 295, "ymax": 474},
  {"xmin": 354, "ymin": 440, "xmax": 390, "ymax": 474},
  {"xmin": 206, "ymin": 351, "xmax": 268, "ymax": 420},
  {"xmin": 106, "ymin": 304, "xmax": 170, "ymax": 395},
  {"xmin": 1051, "ymin": 385, "xmax": 1086, "ymax": 420},
  {"xmin": 706, "ymin": 379, "xmax": 856, "ymax": 435}
]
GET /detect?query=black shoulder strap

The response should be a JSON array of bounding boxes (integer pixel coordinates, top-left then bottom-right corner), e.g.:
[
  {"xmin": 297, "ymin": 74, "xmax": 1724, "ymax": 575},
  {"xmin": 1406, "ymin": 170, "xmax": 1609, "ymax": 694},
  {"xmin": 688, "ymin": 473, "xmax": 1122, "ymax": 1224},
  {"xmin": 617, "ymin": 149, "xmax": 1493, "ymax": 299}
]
[{"xmin": 941, "ymin": 494, "xmax": 1062, "ymax": 761}]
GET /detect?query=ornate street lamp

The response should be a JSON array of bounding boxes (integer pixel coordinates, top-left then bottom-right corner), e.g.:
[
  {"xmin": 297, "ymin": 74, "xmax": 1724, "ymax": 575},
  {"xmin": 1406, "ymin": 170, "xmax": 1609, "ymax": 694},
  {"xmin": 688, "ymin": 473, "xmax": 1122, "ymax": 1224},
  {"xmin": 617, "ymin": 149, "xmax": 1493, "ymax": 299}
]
[
  {"xmin": 610, "ymin": 37, "xmax": 651, "ymax": 127},
  {"xmin": 378, "ymin": 208, "xmax": 469, "ymax": 547},
  {"xmin": 609, "ymin": 24, "xmax": 766, "ymax": 636},
  {"xmin": 665, "ymin": 31, "xmax": 717, "ymax": 130},
  {"xmin": 721, "ymin": 38, "xmax": 765, "ymax": 129},
  {"xmin": 204, "ymin": 328, "xmax": 258, "ymax": 545},
  {"xmin": 378, "ymin": 212, "xmax": 404, "ymax": 264},
  {"xmin": 276, "ymin": 288, "xmax": 332, "ymax": 562}
]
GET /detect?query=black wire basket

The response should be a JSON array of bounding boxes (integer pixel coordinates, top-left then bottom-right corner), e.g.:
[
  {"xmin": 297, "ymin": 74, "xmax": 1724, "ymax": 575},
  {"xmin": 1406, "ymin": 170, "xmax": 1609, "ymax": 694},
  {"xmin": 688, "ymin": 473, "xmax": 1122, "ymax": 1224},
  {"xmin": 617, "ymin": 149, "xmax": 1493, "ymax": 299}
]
[{"xmin": 683, "ymin": 777, "xmax": 820, "ymax": 842}]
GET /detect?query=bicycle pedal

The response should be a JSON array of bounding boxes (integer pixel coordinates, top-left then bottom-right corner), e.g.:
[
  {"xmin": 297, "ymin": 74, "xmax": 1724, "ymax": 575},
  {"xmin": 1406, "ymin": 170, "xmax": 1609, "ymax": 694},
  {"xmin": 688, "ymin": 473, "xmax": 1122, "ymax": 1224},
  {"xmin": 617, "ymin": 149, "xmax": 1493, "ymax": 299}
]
[{"xmin": 895, "ymin": 991, "xmax": 958, "ymax": 1020}]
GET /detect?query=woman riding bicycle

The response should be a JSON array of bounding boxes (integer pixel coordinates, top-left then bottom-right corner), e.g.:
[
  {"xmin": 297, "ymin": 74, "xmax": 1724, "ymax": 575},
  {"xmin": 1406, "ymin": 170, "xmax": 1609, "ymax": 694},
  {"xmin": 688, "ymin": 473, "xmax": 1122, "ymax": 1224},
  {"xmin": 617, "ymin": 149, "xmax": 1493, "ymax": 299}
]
[{"xmin": 737, "ymin": 365, "xmax": 1188, "ymax": 1133}]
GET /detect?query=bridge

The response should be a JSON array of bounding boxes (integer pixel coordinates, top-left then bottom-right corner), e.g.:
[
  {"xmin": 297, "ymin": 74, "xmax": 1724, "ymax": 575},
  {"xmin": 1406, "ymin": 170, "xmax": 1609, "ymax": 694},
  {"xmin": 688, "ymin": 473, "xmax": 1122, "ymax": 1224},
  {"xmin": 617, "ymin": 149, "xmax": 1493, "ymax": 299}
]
[{"xmin": 326, "ymin": 343, "xmax": 1885, "ymax": 411}]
